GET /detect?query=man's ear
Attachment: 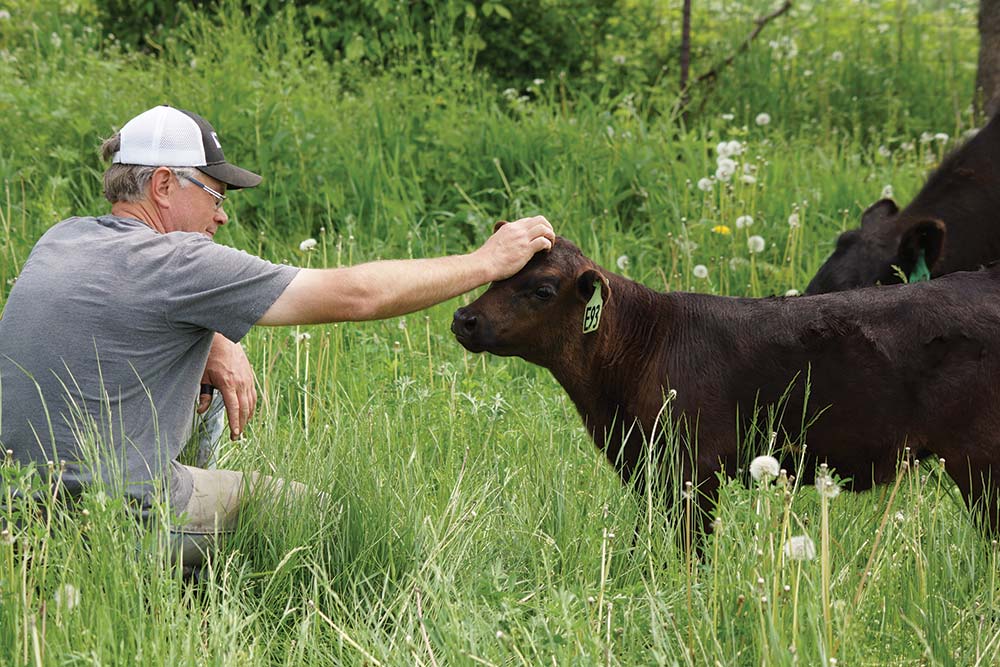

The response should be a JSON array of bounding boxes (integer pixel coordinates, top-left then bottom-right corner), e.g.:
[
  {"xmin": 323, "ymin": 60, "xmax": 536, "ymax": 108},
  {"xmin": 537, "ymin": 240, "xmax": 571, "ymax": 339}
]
[
  {"xmin": 149, "ymin": 166, "xmax": 175, "ymax": 207},
  {"xmin": 860, "ymin": 198, "xmax": 899, "ymax": 229},
  {"xmin": 897, "ymin": 219, "xmax": 946, "ymax": 277},
  {"xmin": 576, "ymin": 268, "xmax": 610, "ymax": 303}
]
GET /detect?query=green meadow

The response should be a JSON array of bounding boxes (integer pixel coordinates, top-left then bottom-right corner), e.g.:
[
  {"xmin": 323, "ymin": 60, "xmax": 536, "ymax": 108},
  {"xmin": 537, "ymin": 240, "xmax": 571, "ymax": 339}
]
[{"xmin": 1, "ymin": 0, "xmax": 997, "ymax": 664}]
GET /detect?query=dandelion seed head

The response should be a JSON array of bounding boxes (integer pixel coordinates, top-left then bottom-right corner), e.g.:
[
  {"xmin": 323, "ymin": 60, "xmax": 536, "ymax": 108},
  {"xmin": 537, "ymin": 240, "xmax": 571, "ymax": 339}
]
[
  {"xmin": 784, "ymin": 289, "xmax": 800, "ymax": 297},
  {"xmin": 693, "ymin": 264, "xmax": 709, "ymax": 279},
  {"xmin": 616, "ymin": 255, "xmax": 630, "ymax": 271},
  {"xmin": 54, "ymin": 583, "xmax": 81, "ymax": 612},
  {"xmin": 755, "ymin": 113, "xmax": 771, "ymax": 126},
  {"xmin": 881, "ymin": 185, "xmax": 894, "ymax": 199},
  {"xmin": 735, "ymin": 215, "xmax": 753, "ymax": 229},
  {"xmin": 831, "ymin": 50, "xmax": 844, "ymax": 62},
  {"xmin": 612, "ymin": 54, "xmax": 626, "ymax": 65},
  {"xmin": 783, "ymin": 535, "xmax": 816, "ymax": 561},
  {"xmin": 697, "ymin": 177, "xmax": 714, "ymax": 192},
  {"xmin": 748, "ymin": 235, "xmax": 766, "ymax": 254},
  {"xmin": 299, "ymin": 238, "xmax": 317, "ymax": 252},
  {"xmin": 788, "ymin": 212, "xmax": 800, "ymax": 228},
  {"xmin": 934, "ymin": 132, "xmax": 949, "ymax": 142},
  {"xmin": 750, "ymin": 455, "xmax": 780, "ymax": 481}
]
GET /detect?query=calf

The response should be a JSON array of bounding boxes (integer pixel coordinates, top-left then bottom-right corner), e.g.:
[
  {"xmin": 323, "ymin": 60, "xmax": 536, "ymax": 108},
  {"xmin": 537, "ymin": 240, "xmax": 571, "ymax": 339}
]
[
  {"xmin": 805, "ymin": 111, "xmax": 1000, "ymax": 294},
  {"xmin": 453, "ymin": 236, "xmax": 1000, "ymax": 536}
]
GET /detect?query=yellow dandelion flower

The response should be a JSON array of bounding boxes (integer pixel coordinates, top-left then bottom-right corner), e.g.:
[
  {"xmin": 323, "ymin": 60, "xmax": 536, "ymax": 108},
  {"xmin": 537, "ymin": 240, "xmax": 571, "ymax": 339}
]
[{"xmin": 712, "ymin": 225, "xmax": 732, "ymax": 235}]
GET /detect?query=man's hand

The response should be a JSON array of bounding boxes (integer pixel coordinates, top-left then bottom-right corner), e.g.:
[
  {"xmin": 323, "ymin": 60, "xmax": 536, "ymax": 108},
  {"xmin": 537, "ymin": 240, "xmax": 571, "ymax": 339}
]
[
  {"xmin": 199, "ymin": 333, "xmax": 257, "ymax": 440},
  {"xmin": 473, "ymin": 215, "xmax": 555, "ymax": 283}
]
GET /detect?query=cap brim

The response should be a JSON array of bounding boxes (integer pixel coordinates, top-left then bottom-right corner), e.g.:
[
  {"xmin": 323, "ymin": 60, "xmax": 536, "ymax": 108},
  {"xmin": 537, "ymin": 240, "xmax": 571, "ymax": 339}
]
[{"xmin": 199, "ymin": 162, "xmax": 262, "ymax": 190}]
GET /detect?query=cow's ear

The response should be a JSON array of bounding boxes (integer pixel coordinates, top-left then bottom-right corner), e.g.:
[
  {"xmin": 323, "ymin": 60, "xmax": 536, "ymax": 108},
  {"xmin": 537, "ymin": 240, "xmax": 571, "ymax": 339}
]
[
  {"xmin": 861, "ymin": 198, "xmax": 899, "ymax": 229},
  {"xmin": 897, "ymin": 219, "xmax": 946, "ymax": 280},
  {"xmin": 493, "ymin": 220, "xmax": 509, "ymax": 233},
  {"xmin": 576, "ymin": 269, "xmax": 611, "ymax": 303}
]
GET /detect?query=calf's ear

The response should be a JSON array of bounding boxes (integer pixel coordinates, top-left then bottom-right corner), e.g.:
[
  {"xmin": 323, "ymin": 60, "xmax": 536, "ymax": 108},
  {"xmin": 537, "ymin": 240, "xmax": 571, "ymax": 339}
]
[
  {"xmin": 897, "ymin": 219, "xmax": 946, "ymax": 280},
  {"xmin": 493, "ymin": 220, "xmax": 509, "ymax": 233},
  {"xmin": 860, "ymin": 198, "xmax": 899, "ymax": 229},
  {"xmin": 576, "ymin": 269, "xmax": 611, "ymax": 302}
]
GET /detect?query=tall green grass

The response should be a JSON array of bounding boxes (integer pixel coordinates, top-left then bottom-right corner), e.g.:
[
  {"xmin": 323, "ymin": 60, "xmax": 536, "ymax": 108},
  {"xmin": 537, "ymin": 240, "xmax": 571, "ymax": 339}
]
[{"xmin": 3, "ymin": 0, "xmax": 998, "ymax": 664}]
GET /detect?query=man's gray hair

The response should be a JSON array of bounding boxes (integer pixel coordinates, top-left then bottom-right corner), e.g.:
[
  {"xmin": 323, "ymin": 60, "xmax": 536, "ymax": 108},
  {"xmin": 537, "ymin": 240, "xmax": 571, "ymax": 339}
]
[{"xmin": 100, "ymin": 134, "xmax": 196, "ymax": 203}]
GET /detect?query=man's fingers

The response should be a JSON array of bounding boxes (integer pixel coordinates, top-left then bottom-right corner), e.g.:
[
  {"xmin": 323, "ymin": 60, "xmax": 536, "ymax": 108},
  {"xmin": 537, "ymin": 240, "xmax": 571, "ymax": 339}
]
[
  {"xmin": 221, "ymin": 387, "xmax": 242, "ymax": 440},
  {"xmin": 529, "ymin": 236, "xmax": 553, "ymax": 253}
]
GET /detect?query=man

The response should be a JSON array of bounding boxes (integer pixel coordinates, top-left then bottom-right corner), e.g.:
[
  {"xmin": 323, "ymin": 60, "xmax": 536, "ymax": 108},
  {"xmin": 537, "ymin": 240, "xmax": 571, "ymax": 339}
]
[{"xmin": 0, "ymin": 105, "xmax": 554, "ymax": 566}]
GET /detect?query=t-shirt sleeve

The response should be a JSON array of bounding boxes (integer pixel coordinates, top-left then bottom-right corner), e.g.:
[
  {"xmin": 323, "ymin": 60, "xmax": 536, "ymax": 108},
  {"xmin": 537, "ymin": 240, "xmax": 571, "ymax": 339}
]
[{"xmin": 161, "ymin": 235, "xmax": 299, "ymax": 342}]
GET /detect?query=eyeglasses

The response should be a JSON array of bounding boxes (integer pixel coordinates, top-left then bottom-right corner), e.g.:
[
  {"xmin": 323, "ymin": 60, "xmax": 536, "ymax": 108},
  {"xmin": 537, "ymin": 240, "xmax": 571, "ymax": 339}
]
[{"xmin": 181, "ymin": 173, "xmax": 227, "ymax": 210}]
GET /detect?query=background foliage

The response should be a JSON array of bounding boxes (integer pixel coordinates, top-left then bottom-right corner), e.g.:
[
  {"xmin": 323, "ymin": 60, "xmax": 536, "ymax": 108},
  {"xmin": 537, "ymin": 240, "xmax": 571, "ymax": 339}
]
[{"xmin": 0, "ymin": 0, "xmax": 994, "ymax": 665}]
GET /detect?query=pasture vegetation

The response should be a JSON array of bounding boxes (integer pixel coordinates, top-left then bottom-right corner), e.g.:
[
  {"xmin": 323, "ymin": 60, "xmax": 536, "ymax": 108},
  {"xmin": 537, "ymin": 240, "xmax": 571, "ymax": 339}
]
[{"xmin": 0, "ymin": 0, "xmax": 996, "ymax": 664}]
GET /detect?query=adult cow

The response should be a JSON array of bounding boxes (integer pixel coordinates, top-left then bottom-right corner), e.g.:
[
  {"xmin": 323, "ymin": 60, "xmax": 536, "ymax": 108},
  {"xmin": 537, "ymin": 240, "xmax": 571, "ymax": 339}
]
[
  {"xmin": 805, "ymin": 111, "xmax": 1000, "ymax": 294},
  {"xmin": 453, "ymin": 235, "xmax": 1000, "ymax": 538}
]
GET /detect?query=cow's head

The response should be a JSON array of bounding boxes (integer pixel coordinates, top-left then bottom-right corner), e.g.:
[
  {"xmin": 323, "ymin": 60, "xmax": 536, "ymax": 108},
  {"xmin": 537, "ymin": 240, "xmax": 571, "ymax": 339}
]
[
  {"xmin": 452, "ymin": 234, "xmax": 610, "ymax": 365},
  {"xmin": 804, "ymin": 199, "xmax": 946, "ymax": 294}
]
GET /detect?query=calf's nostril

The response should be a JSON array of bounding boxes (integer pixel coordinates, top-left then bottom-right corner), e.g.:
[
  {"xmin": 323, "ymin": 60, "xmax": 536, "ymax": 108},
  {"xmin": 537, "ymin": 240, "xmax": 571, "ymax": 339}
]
[{"xmin": 462, "ymin": 315, "xmax": 478, "ymax": 333}]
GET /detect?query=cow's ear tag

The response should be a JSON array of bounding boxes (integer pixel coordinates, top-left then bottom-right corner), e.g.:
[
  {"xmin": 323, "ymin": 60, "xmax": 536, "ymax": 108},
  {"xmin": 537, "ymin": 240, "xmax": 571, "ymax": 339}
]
[
  {"xmin": 908, "ymin": 248, "xmax": 931, "ymax": 283},
  {"xmin": 583, "ymin": 280, "xmax": 603, "ymax": 333}
]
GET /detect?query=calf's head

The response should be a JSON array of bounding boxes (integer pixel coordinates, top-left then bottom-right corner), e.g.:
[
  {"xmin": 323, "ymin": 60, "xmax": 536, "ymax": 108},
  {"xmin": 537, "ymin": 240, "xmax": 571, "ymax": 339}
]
[
  {"xmin": 804, "ymin": 198, "xmax": 946, "ymax": 294},
  {"xmin": 452, "ymin": 236, "xmax": 610, "ymax": 365}
]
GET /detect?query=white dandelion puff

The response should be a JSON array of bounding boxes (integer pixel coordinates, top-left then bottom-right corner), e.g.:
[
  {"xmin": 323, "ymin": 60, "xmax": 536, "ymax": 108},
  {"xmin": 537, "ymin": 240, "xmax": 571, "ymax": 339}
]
[
  {"xmin": 934, "ymin": 132, "xmax": 949, "ymax": 143},
  {"xmin": 697, "ymin": 177, "xmax": 714, "ymax": 192},
  {"xmin": 612, "ymin": 54, "xmax": 626, "ymax": 65},
  {"xmin": 755, "ymin": 113, "xmax": 771, "ymax": 126},
  {"xmin": 716, "ymin": 158, "xmax": 737, "ymax": 181},
  {"xmin": 693, "ymin": 264, "xmax": 709, "ymax": 279},
  {"xmin": 0, "ymin": 10, "xmax": 11, "ymax": 20},
  {"xmin": 881, "ymin": 185, "xmax": 893, "ymax": 199},
  {"xmin": 54, "ymin": 583, "xmax": 81, "ymax": 612},
  {"xmin": 721, "ymin": 113, "xmax": 735, "ymax": 121},
  {"xmin": 616, "ymin": 255, "xmax": 630, "ymax": 271},
  {"xmin": 736, "ymin": 215, "xmax": 754, "ymax": 229},
  {"xmin": 831, "ymin": 51, "xmax": 844, "ymax": 62},
  {"xmin": 299, "ymin": 238, "xmax": 317, "ymax": 252},
  {"xmin": 295, "ymin": 332, "xmax": 311, "ymax": 342},
  {"xmin": 748, "ymin": 235, "xmax": 766, "ymax": 253},
  {"xmin": 788, "ymin": 212, "xmax": 800, "ymax": 228},
  {"xmin": 783, "ymin": 535, "xmax": 816, "ymax": 561},
  {"xmin": 750, "ymin": 455, "xmax": 780, "ymax": 481},
  {"xmin": 877, "ymin": 145, "xmax": 891, "ymax": 158},
  {"xmin": 785, "ymin": 289, "xmax": 800, "ymax": 297}
]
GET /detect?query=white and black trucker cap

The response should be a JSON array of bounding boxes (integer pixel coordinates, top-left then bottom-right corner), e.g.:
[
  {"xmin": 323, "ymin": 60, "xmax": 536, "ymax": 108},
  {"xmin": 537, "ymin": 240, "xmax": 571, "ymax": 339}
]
[{"xmin": 112, "ymin": 105, "xmax": 261, "ymax": 189}]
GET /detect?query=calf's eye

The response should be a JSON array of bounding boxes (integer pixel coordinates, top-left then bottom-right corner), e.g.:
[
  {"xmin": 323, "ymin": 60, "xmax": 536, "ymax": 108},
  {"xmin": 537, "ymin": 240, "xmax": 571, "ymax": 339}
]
[{"xmin": 534, "ymin": 285, "xmax": 556, "ymax": 300}]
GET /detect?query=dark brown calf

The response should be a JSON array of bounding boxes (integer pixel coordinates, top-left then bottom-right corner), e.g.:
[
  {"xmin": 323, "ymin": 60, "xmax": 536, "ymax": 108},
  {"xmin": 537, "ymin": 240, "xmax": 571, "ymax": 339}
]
[
  {"xmin": 806, "ymin": 111, "xmax": 1000, "ymax": 294},
  {"xmin": 453, "ymin": 236, "xmax": 1000, "ymax": 535}
]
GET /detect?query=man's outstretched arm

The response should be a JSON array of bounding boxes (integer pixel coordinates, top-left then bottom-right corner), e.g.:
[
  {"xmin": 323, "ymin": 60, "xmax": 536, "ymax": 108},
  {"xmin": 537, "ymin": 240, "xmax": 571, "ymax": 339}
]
[{"xmin": 258, "ymin": 216, "xmax": 554, "ymax": 326}]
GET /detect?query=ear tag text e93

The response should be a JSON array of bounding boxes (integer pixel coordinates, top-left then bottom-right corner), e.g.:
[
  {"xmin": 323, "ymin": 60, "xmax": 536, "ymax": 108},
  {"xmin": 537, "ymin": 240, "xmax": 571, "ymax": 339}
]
[{"xmin": 583, "ymin": 280, "xmax": 603, "ymax": 334}]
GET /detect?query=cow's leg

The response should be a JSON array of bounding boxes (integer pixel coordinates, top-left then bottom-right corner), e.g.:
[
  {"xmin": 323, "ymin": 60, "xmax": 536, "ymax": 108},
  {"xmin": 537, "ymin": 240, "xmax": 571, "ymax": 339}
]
[{"xmin": 945, "ymin": 457, "xmax": 1000, "ymax": 534}]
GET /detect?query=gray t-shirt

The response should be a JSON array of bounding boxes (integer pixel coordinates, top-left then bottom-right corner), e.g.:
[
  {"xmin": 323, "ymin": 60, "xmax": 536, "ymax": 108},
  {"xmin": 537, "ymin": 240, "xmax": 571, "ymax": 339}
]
[{"xmin": 0, "ymin": 215, "xmax": 299, "ymax": 511}]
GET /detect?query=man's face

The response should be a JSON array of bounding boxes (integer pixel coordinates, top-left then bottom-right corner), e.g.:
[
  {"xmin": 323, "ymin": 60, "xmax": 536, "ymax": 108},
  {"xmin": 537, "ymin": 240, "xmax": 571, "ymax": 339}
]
[{"xmin": 167, "ymin": 171, "xmax": 229, "ymax": 239}]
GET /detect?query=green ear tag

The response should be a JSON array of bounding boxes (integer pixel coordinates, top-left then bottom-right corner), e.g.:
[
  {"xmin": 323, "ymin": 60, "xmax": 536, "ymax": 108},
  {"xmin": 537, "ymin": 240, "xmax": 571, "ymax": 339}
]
[
  {"xmin": 908, "ymin": 249, "xmax": 931, "ymax": 283},
  {"xmin": 583, "ymin": 280, "xmax": 603, "ymax": 334}
]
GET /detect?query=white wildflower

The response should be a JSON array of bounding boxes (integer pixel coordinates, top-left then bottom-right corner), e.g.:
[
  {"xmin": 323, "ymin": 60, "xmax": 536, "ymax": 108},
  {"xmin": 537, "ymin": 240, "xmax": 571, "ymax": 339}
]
[
  {"xmin": 783, "ymin": 535, "xmax": 816, "ymax": 561},
  {"xmin": 716, "ymin": 141, "xmax": 734, "ymax": 158},
  {"xmin": 693, "ymin": 264, "xmax": 709, "ymax": 280},
  {"xmin": 54, "ymin": 583, "xmax": 81, "ymax": 612},
  {"xmin": 815, "ymin": 466, "xmax": 841, "ymax": 499},
  {"xmin": 532, "ymin": 78, "xmax": 544, "ymax": 86},
  {"xmin": 741, "ymin": 174, "xmax": 757, "ymax": 185},
  {"xmin": 612, "ymin": 54, "xmax": 626, "ymax": 65},
  {"xmin": 784, "ymin": 289, "xmax": 800, "ymax": 297},
  {"xmin": 748, "ymin": 235, "xmax": 766, "ymax": 254},
  {"xmin": 736, "ymin": 215, "xmax": 753, "ymax": 229},
  {"xmin": 877, "ymin": 23, "xmax": 890, "ymax": 33},
  {"xmin": 831, "ymin": 51, "xmax": 844, "ymax": 62},
  {"xmin": 0, "ymin": 10, "xmax": 10, "ymax": 20},
  {"xmin": 750, "ymin": 455, "xmax": 780, "ymax": 481},
  {"xmin": 721, "ymin": 113, "xmax": 735, "ymax": 121},
  {"xmin": 616, "ymin": 255, "xmax": 630, "ymax": 271},
  {"xmin": 755, "ymin": 113, "xmax": 771, "ymax": 126},
  {"xmin": 726, "ymin": 140, "xmax": 743, "ymax": 156},
  {"xmin": 299, "ymin": 238, "xmax": 317, "ymax": 252},
  {"xmin": 877, "ymin": 145, "xmax": 891, "ymax": 158},
  {"xmin": 502, "ymin": 88, "xmax": 518, "ymax": 100},
  {"xmin": 295, "ymin": 332, "xmax": 311, "ymax": 342},
  {"xmin": 881, "ymin": 185, "xmax": 893, "ymax": 199},
  {"xmin": 697, "ymin": 177, "xmax": 714, "ymax": 192},
  {"xmin": 934, "ymin": 132, "xmax": 949, "ymax": 143},
  {"xmin": 50, "ymin": 32, "xmax": 62, "ymax": 49},
  {"xmin": 900, "ymin": 141, "xmax": 915, "ymax": 151},
  {"xmin": 787, "ymin": 212, "xmax": 800, "ymax": 228},
  {"xmin": 919, "ymin": 132, "xmax": 934, "ymax": 144},
  {"xmin": 716, "ymin": 158, "xmax": 737, "ymax": 181}
]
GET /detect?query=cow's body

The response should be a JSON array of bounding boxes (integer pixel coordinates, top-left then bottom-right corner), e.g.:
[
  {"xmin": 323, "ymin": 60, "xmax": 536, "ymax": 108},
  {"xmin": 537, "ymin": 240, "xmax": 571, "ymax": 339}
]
[
  {"xmin": 454, "ymin": 238, "xmax": 1000, "ymax": 533},
  {"xmin": 806, "ymin": 111, "xmax": 1000, "ymax": 294}
]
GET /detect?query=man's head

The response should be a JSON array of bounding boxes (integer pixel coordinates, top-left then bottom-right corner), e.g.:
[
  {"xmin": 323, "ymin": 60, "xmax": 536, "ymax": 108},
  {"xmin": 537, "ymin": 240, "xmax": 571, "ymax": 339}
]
[{"xmin": 100, "ymin": 106, "xmax": 261, "ymax": 237}]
